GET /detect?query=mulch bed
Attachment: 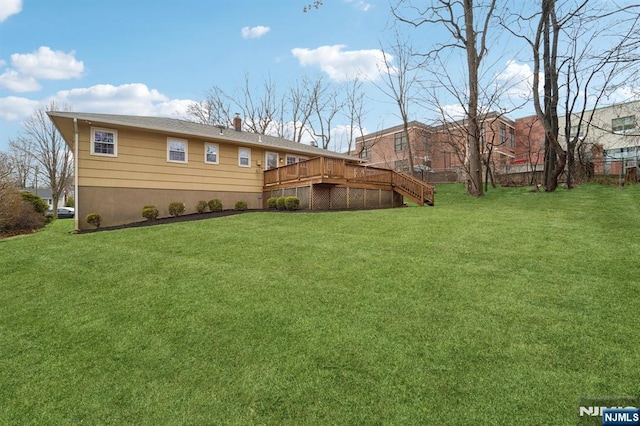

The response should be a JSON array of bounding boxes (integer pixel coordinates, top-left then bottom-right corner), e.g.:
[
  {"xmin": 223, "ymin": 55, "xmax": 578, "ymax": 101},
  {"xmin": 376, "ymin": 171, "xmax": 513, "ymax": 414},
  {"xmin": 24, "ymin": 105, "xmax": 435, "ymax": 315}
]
[{"xmin": 76, "ymin": 210, "xmax": 248, "ymax": 234}]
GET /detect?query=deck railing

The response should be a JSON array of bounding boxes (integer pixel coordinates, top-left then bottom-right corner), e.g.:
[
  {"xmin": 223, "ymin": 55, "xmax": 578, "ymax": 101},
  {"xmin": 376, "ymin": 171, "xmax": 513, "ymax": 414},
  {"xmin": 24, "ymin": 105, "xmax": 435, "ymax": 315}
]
[
  {"xmin": 393, "ymin": 172, "xmax": 435, "ymax": 206},
  {"xmin": 264, "ymin": 157, "xmax": 434, "ymax": 206},
  {"xmin": 264, "ymin": 157, "xmax": 359, "ymax": 185}
]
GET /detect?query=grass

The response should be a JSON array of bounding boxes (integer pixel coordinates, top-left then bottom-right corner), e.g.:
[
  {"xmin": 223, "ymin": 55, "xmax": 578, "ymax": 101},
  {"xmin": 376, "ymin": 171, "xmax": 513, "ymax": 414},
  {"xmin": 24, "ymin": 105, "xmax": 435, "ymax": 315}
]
[{"xmin": 1, "ymin": 184, "xmax": 639, "ymax": 425}]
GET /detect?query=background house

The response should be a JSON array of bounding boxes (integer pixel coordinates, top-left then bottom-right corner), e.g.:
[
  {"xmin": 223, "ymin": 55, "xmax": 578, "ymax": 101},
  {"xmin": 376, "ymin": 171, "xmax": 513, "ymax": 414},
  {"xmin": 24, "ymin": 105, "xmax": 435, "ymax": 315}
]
[{"xmin": 20, "ymin": 187, "xmax": 71, "ymax": 210}]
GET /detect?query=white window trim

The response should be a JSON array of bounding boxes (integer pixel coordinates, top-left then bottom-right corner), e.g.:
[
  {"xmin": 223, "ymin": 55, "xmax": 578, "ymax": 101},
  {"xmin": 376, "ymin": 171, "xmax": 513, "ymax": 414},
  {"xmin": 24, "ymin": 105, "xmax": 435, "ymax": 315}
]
[
  {"xmin": 90, "ymin": 127, "xmax": 118, "ymax": 157},
  {"xmin": 167, "ymin": 138, "xmax": 188, "ymax": 163},
  {"xmin": 238, "ymin": 147, "xmax": 251, "ymax": 167},
  {"xmin": 265, "ymin": 151, "xmax": 279, "ymax": 169},
  {"xmin": 204, "ymin": 142, "xmax": 219, "ymax": 165},
  {"xmin": 285, "ymin": 154, "xmax": 308, "ymax": 165}
]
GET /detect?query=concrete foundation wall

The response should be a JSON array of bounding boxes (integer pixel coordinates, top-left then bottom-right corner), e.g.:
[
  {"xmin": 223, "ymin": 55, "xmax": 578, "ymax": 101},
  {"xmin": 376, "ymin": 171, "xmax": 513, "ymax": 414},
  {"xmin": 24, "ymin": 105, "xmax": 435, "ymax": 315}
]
[{"xmin": 78, "ymin": 186, "xmax": 262, "ymax": 229}]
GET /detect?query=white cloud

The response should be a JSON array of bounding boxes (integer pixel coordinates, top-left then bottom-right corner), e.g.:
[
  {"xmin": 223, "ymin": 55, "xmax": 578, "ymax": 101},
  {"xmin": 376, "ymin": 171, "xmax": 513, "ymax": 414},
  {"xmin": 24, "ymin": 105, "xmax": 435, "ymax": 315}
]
[
  {"xmin": 0, "ymin": 0, "xmax": 21, "ymax": 22},
  {"xmin": 345, "ymin": 0, "xmax": 372, "ymax": 12},
  {"xmin": 440, "ymin": 104, "xmax": 466, "ymax": 121},
  {"xmin": 241, "ymin": 26, "xmax": 270, "ymax": 39},
  {"xmin": 495, "ymin": 60, "xmax": 536, "ymax": 98},
  {"xmin": 0, "ymin": 96, "xmax": 39, "ymax": 120},
  {"xmin": 0, "ymin": 69, "xmax": 40, "ymax": 92},
  {"xmin": 0, "ymin": 83, "xmax": 195, "ymax": 124},
  {"xmin": 606, "ymin": 86, "xmax": 640, "ymax": 104},
  {"xmin": 11, "ymin": 46, "xmax": 84, "ymax": 80},
  {"xmin": 291, "ymin": 44, "xmax": 387, "ymax": 82},
  {"xmin": 53, "ymin": 83, "xmax": 193, "ymax": 117}
]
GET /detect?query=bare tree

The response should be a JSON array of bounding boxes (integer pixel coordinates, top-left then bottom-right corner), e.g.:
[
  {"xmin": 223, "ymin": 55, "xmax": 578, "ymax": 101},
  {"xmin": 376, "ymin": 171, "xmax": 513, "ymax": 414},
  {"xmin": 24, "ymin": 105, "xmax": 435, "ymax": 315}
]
[
  {"xmin": 0, "ymin": 152, "xmax": 14, "ymax": 189},
  {"xmin": 303, "ymin": 1, "xmax": 323, "ymax": 12},
  {"xmin": 393, "ymin": 0, "xmax": 499, "ymax": 196},
  {"xmin": 506, "ymin": 0, "xmax": 640, "ymax": 191},
  {"xmin": 307, "ymin": 78, "xmax": 343, "ymax": 149},
  {"xmin": 10, "ymin": 102, "xmax": 73, "ymax": 219},
  {"xmin": 374, "ymin": 36, "xmax": 419, "ymax": 174},
  {"xmin": 189, "ymin": 74, "xmax": 367, "ymax": 152},
  {"xmin": 342, "ymin": 77, "xmax": 367, "ymax": 154},
  {"xmin": 240, "ymin": 74, "xmax": 281, "ymax": 135},
  {"xmin": 286, "ymin": 77, "xmax": 316, "ymax": 143},
  {"xmin": 517, "ymin": 116, "xmax": 545, "ymax": 185},
  {"xmin": 186, "ymin": 86, "xmax": 233, "ymax": 127},
  {"xmin": 7, "ymin": 139, "xmax": 36, "ymax": 189},
  {"xmin": 562, "ymin": 8, "xmax": 640, "ymax": 188}
]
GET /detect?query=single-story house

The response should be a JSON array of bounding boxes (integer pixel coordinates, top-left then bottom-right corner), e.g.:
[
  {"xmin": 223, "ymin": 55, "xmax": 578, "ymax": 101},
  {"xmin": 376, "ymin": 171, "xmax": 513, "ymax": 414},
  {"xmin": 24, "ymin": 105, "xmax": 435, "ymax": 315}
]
[
  {"xmin": 20, "ymin": 187, "xmax": 71, "ymax": 210},
  {"xmin": 48, "ymin": 112, "xmax": 434, "ymax": 230}
]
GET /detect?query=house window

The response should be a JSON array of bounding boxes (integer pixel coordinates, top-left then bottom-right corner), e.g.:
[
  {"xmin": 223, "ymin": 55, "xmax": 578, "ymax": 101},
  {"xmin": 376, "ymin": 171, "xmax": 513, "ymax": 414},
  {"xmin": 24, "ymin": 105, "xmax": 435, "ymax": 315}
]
[
  {"xmin": 91, "ymin": 127, "xmax": 117, "ymax": 156},
  {"xmin": 509, "ymin": 127, "xmax": 515, "ymax": 149},
  {"xmin": 266, "ymin": 152, "xmax": 278, "ymax": 169},
  {"xmin": 394, "ymin": 132, "xmax": 407, "ymax": 152},
  {"xmin": 286, "ymin": 154, "xmax": 308, "ymax": 165},
  {"xmin": 500, "ymin": 123, "xmax": 507, "ymax": 145},
  {"xmin": 570, "ymin": 125, "xmax": 584, "ymax": 140},
  {"xmin": 204, "ymin": 143, "xmax": 219, "ymax": 164},
  {"xmin": 238, "ymin": 147, "xmax": 251, "ymax": 167},
  {"xmin": 612, "ymin": 115, "xmax": 636, "ymax": 134},
  {"xmin": 167, "ymin": 138, "xmax": 188, "ymax": 163}
]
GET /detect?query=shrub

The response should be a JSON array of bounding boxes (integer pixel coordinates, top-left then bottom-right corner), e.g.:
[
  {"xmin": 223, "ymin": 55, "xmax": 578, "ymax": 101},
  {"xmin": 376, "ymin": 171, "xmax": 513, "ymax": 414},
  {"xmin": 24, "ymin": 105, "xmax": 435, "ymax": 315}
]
[
  {"xmin": 208, "ymin": 199, "xmax": 223, "ymax": 212},
  {"xmin": 234, "ymin": 200, "xmax": 248, "ymax": 211},
  {"xmin": 86, "ymin": 213, "xmax": 102, "ymax": 228},
  {"xmin": 276, "ymin": 196, "xmax": 286, "ymax": 210},
  {"xmin": 1, "ymin": 189, "xmax": 46, "ymax": 234},
  {"xmin": 285, "ymin": 196, "xmax": 300, "ymax": 211},
  {"xmin": 141, "ymin": 205, "xmax": 159, "ymax": 221},
  {"xmin": 65, "ymin": 197, "xmax": 75, "ymax": 208},
  {"xmin": 196, "ymin": 200, "xmax": 208, "ymax": 214},
  {"xmin": 168, "ymin": 201, "xmax": 185, "ymax": 217},
  {"xmin": 20, "ymin": 192, "xmax": 49, "ymax": 215},
  {"xmin": 267, "ymin": 197, "xmax": 278, "ymax": 209}
]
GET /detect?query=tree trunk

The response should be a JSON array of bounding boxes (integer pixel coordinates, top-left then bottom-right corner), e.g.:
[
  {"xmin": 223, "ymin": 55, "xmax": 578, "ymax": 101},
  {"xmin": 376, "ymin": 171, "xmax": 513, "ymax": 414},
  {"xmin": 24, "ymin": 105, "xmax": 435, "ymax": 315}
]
[{"xmin": 464, "ymin": 0, "xmax": 483, "ymax": 196}]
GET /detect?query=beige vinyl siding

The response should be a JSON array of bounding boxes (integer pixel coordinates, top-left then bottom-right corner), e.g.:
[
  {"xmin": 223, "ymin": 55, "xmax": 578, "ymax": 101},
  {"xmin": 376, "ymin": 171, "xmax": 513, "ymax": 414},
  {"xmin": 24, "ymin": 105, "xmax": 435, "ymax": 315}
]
[{"xmin": 77, "ymin": 124, "xmax": 268, "ymax": 192}]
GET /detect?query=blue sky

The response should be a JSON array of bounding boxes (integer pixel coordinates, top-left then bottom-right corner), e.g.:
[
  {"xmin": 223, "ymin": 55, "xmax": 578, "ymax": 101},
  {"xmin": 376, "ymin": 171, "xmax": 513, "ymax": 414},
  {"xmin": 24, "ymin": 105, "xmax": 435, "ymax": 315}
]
[
  {"xmin": 1, "ymin": 0, "xmax": 637, "ymax": 153},
  {"xmin": 1, "ymin": 0, "xmax": 405, "ymax": 152}
]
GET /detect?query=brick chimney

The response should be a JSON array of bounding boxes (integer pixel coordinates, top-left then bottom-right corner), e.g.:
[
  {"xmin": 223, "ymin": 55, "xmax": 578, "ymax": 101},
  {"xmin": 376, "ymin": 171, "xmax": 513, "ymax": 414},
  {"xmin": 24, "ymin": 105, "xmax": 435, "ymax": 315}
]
[{"xmin": 233, "ymin": 113, "xmax": 242, "ymax": 132}]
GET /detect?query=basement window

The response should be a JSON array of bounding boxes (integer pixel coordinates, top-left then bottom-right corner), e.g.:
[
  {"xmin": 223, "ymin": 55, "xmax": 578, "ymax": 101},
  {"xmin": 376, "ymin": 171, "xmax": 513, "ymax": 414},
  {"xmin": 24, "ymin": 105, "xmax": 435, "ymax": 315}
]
[
  {"xmin": 91, "ymin": 127, "xmax": 117, "ymax": 157},
  {"xmin": 167, "ymin": 138, "xmax": 188, "ymax": 163}
]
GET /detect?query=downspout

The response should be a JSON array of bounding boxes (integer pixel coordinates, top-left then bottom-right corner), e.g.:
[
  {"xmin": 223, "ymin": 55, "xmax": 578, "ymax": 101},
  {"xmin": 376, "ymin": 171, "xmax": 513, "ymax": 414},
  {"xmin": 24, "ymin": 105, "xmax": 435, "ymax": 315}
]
[{"xmin": 73, "ymin": 118, "xmax": 79, "ymax": 231}]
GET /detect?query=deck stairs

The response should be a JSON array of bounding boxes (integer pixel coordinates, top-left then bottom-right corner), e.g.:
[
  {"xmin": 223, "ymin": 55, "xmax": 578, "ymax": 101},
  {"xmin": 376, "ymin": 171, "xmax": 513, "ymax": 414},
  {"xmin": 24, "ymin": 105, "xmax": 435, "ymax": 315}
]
[{"xmin": 392, "ymin": 172, "xmax": 435, "ymax": 206}]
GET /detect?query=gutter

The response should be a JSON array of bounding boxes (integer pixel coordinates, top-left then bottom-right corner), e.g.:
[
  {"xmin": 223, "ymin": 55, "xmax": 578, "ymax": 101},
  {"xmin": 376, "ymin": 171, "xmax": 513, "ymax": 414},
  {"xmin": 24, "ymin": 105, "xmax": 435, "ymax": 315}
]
[{"xmin": 73, "ymin": 118, "xmax": 79, "ymax": 231}]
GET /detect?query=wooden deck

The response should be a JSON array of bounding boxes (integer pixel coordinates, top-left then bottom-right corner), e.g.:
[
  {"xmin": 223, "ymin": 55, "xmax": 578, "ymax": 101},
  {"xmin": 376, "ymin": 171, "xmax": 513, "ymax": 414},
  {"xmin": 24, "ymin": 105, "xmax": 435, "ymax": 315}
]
[{"xmin": 263, "ymin": 157, "xmax": 434, "ymax": 206}]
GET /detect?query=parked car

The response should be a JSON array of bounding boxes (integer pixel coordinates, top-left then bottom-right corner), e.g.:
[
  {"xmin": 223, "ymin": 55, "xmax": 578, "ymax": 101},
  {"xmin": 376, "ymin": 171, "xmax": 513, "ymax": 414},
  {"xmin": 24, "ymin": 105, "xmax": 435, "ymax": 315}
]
[{"xmin": 46, "ymin": 207, "xmax": 75, "ymax": 218}]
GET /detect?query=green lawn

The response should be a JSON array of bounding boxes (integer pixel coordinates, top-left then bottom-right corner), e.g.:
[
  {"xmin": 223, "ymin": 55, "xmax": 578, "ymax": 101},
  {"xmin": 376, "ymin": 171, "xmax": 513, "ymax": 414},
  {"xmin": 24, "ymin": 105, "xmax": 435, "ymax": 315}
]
[{"xmin": 1, "ymin": 184, "xmax": 639, "ymax": 425}]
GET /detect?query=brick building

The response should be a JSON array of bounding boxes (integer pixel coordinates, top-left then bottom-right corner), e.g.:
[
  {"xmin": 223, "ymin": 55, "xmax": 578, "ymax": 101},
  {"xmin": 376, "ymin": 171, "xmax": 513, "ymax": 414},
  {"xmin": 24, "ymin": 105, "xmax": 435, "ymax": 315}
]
[
  {"xmin": 354, "ymin": 99, "xmax": 639, "ymax": 184},
  {"xmin": 353, "ymin": 113, "xmax": 517, "ymax": 182}
]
